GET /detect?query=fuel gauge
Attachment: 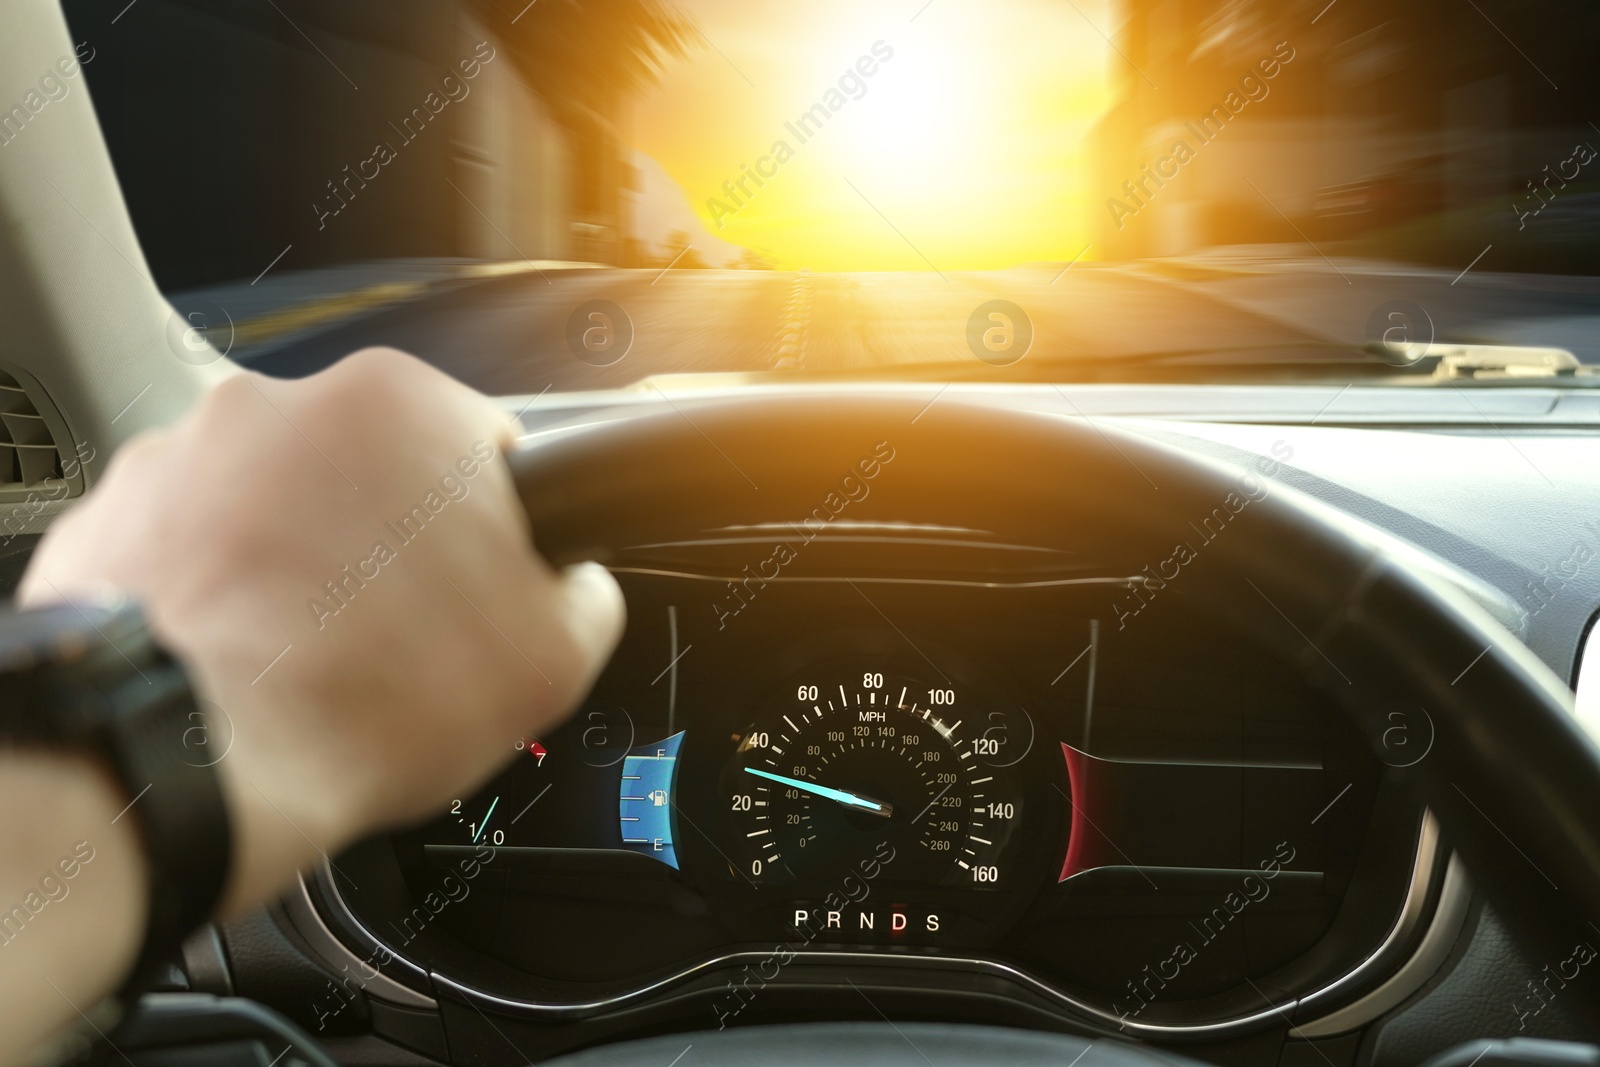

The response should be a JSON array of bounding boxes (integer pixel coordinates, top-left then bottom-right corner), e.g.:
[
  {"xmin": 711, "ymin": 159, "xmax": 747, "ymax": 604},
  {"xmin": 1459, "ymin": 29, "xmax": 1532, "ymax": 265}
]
[{"xmin": 619, "ymin": 731, "xmax": 685, "ymax": 868}]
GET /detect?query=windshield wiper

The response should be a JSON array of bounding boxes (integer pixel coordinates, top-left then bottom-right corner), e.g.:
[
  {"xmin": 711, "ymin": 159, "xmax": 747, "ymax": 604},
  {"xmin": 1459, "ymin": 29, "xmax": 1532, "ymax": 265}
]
[
  {"xmin": 1422, "ymin": 344, "xmax": 1588, "ymax": 381},
  {"xmin": 1094, "ymin": 340, "xmax": 1597, "ymax": 382}
]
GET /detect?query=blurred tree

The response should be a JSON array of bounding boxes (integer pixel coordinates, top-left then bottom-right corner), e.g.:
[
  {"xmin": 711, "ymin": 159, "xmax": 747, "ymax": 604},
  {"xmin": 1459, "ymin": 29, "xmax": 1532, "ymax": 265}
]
[
  {"xmin": 663, "ymin": 230, "xmax": 709, "ymax": 269},
  {"xmin": 733, "ymin": 248, "xmax": 775, "ymax": 270},
  {"xmin": 470, "ymin": 0, "xmax": 689, "ymax": 106}
]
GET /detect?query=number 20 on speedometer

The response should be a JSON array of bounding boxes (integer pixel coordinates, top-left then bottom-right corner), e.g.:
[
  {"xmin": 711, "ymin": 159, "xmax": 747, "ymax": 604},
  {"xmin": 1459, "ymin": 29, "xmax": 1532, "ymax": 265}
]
[{"xmin": 722, "ymin": 671, "xmax": 1024, "ymax": 888}]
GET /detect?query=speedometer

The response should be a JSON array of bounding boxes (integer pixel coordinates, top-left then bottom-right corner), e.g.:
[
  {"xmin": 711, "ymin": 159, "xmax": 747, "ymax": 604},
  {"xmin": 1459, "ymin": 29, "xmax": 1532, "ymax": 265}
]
[{"xmin": 721, "ymin": 670, "xmax": 1024, "ymax": 889}]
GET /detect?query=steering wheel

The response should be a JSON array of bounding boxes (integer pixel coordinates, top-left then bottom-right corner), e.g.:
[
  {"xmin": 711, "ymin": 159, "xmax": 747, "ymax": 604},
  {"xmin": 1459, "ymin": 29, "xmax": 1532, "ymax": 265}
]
[{"xmin": 505, "ymin": 391, "xmax": 1600, "ymax": 1062}]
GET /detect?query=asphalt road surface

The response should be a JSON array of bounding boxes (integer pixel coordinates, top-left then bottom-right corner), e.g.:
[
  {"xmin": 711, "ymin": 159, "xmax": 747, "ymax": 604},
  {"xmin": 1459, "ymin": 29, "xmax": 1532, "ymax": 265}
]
[{"xmin": 243, "ymin": 264, "xmax": 1600, "ymax": 394}]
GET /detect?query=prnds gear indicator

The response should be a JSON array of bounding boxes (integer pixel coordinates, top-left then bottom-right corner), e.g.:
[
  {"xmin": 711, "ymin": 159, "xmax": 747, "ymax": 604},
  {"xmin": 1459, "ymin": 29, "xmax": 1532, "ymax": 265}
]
[{"xmin": 620, "ymin": 731, "xmax": 685, "ymax": 868}]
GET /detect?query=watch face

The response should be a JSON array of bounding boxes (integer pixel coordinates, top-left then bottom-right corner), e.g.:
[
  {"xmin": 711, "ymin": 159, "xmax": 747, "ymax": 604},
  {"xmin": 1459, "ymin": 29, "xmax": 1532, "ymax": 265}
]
[
  {"xmin": 0, "ymin": 598, "xmax": 147, "ymax": 673},
  {"xmin": 0, "ymin": 599, "xmax": 166, "ymax": 743}
]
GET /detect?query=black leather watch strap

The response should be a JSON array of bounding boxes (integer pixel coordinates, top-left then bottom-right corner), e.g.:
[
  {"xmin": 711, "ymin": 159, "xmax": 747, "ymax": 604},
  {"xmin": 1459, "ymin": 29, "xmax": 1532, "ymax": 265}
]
[
  {"xmin": 100, "ymin": 652, "xmax": 233, "ymax": 992},
  {"xmin": 0, "ymin": 601, "xmax": 232, "ymax": 993}
]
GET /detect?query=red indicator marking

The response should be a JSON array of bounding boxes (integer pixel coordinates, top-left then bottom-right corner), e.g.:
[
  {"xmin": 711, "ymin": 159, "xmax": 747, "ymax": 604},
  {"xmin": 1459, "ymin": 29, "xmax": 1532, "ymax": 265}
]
[{"xmin": 1058, "ymin": 742, "xmax": 1089, "ymax": 882}]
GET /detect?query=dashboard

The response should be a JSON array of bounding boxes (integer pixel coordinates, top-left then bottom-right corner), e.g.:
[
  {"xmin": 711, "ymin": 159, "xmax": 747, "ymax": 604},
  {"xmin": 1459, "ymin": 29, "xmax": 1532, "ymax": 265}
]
[
  {"xmin": 250, "ymin": 385, "xmax": 1600, "ymax": 1066},
  {"xmin": 311, "ymin": 542, "xmax": 1425, "ymax": 1039}
]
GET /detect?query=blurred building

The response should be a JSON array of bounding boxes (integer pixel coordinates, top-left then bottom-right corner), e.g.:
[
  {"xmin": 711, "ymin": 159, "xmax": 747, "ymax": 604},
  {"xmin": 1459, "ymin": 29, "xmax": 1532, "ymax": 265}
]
[
  {"xmin": 624, "ymin": 150, "xmax": 750, "ymax": 268},
  {"xmin": 60, "ymin": 0, "xmax": 681, "ymax": 289},
  {"xmin": 1087, "ymin": 0, "xmax": 1600, "ymax": 270}
]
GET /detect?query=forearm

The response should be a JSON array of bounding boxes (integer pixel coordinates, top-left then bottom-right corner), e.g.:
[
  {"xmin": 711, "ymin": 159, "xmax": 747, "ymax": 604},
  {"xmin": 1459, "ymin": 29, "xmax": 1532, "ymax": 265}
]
[{"xmin": 0, "ymin": 752, "xmax": 147, "ymax": 1066}]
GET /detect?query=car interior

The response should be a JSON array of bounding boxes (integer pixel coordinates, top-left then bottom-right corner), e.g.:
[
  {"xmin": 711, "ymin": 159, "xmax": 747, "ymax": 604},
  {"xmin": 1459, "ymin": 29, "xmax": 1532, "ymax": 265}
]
[{"xmin": 5, "ymin": 1, "xmax": 1600, "ymax": 1066}]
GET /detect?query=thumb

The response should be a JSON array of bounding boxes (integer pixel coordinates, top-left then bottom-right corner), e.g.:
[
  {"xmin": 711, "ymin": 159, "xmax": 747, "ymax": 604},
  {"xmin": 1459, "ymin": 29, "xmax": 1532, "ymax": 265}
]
[{"xmin": 555, "ymin": 561, "xmax": 627, "ymax": 682}]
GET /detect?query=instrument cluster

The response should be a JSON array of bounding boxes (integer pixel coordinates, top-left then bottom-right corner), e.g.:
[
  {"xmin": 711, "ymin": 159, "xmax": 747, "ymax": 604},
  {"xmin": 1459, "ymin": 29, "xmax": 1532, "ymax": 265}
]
[{"xmin": 318, "ymin": 568, "xmax": 1426, "ymax": 1033}]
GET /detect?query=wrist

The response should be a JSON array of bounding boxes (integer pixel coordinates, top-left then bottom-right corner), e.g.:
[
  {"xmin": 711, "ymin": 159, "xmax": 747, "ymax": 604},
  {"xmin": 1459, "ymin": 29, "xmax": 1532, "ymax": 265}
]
[
  {"xmin": 212, "ymin": 743, "xmax": 348, "ymax": 917},
  {"xmin": 65, "ymin": 579, "xmax": 349, "ymax": 918},
  {"xmin": 155, "ymin": 632, "xmax": 360, "ymax": 917},
  {"xmin": 0, "ymin": 750, "xmax": 147, "ymax": 1064},
  {"xmin": 0, "ymin": 597, "xmax": 234, "ymax": 991}
]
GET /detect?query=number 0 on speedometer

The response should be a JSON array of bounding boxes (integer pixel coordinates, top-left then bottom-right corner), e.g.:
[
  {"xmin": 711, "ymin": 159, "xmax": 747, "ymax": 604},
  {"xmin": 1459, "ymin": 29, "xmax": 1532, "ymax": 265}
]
[{"xmin": 722, "ymin": 672, "xmax": 1023, "ymax": 888}]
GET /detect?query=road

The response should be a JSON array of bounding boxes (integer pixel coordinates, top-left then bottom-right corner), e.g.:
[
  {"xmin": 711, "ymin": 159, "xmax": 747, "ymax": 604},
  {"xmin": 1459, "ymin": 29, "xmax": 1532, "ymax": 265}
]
[{"xmin": 242, "ymin": 263, "xmax": 1600, "ymax": 393}]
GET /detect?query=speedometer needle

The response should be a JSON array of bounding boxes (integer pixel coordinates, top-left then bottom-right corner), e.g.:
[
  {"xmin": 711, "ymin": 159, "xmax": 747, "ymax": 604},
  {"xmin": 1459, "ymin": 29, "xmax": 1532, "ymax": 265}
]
[{"xmin": 744, "ymin": 768, "xmax": 894, "ymax": 818}]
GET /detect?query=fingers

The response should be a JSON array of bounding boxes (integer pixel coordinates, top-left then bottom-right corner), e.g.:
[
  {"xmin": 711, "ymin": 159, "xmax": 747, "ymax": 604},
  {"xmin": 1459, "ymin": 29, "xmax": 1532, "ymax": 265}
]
[
  {"xmin": 480, "ymin": 559, "xmax": 625, "ymax": 749},
  {"xmin": 554, "ymin": 560, "xmax": 627, "ymax": 695}
]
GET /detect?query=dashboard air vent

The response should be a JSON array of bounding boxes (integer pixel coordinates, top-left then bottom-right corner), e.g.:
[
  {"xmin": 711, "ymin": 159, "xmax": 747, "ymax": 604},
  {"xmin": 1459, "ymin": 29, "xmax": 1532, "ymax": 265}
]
[
  {"xmin": 0, "ymin": 362, "xmax": 84, "ymax": 503},
  {"xmin": 0, "ymin": 368, "xmax": 63, "ymax": 487}
]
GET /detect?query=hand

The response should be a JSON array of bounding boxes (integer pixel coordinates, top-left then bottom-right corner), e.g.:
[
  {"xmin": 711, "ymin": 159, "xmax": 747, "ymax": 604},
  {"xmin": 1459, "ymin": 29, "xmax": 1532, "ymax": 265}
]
[{"xmin": 18, "ymin": 348, "xmax": 625, "ymax": 915}]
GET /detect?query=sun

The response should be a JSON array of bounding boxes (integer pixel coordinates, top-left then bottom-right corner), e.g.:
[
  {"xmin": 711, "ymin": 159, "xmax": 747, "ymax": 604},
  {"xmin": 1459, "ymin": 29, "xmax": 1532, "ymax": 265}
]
[{"xmin": 635, "ymin": 0, "xmax": 1117, "ymax": 270}]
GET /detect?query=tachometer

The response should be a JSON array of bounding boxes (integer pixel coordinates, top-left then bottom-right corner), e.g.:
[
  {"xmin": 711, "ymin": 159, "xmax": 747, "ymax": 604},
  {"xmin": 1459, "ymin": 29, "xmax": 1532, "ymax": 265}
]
[{"xmin": 721, "ymin": 671, "xmax": 1023, "ymax": 888}]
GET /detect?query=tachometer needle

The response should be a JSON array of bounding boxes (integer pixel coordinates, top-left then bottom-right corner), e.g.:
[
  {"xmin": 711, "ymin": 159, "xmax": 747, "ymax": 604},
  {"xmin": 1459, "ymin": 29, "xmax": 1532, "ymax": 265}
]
[{"xmin": 744, "ymin": 768, "xmax": 893, "ymax": 818}]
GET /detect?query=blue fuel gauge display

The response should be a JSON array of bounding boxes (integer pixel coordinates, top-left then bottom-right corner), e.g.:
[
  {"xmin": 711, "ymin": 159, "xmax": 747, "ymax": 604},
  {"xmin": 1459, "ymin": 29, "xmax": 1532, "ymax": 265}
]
[{"xmin": 619, "ymin": 731, "xmax": 685, "ymax": 868}]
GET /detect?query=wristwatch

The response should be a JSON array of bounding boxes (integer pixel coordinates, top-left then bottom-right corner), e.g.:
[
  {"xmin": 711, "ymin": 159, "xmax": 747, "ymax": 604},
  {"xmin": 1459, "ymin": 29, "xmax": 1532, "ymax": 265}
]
[{"xmin": 0, "ymin": 597, "xmax": 232, "ymax": 994}]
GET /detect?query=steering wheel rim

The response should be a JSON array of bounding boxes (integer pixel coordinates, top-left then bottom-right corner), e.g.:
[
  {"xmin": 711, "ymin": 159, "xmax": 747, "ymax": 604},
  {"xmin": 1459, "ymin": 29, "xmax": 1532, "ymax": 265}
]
[{"xmin": 510, "ymin": 390, "xmax": 1600, "ymax": 1018}]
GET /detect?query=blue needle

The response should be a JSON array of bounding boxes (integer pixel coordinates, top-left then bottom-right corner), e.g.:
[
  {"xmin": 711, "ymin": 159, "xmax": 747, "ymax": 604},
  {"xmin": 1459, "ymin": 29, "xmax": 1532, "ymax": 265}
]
[
  {"xmin": 472, "ymin": 795, "xmax": 500, "ymax": 843},
  {"xmin": 744, "ymin": 767, "xmax": 893, "ymax": 817}
]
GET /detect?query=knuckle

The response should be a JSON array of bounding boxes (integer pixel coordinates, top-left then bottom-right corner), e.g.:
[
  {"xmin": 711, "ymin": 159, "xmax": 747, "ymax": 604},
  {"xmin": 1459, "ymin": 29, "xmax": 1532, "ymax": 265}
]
[
  {"xmin": 203, "ymin": 370, "xmax": 264, "ymax": 415},
  {"xmin": 322, "ymin": 350, "xmax": 435, "ymax": 421},
  {"xmin": 333, "ymin": 347, "xmax": 433, "ymax": 400},
  {"xmin": 102, "ymin": 427, "xmax": 171, "ymax": 478}
]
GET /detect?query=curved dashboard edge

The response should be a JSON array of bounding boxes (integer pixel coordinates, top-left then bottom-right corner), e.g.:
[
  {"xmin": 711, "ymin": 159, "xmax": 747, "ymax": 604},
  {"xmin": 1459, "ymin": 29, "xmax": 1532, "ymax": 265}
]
[
  {"xmin": 1574, "ymin": 608, "xmax": 1600, "ymax": 739},
  {"xmin": 304, "ymin": 811, "xmax": 1450, "ymax": 1041},
  {"xmin": 424, "ymin": 952, "xmax": 1298, "ymax": 1040},
  {"xmin": 1294, "ymin": 814, "xmax": 1445, "ymax": 1016},
  {"xmin": 1291, "ymin": 852, "xmax": 1470, "ymax": 1039},
  {"xmin": 284, "ymin": 874, "xmax": 437, "ymax": 1010}
]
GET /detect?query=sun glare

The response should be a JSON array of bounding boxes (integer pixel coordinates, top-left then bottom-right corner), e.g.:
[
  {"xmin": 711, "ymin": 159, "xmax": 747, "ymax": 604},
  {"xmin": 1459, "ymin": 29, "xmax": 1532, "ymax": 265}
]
[{"xmin": 633, "ymin": 1, "xmax": 1114, "ymax": 270}]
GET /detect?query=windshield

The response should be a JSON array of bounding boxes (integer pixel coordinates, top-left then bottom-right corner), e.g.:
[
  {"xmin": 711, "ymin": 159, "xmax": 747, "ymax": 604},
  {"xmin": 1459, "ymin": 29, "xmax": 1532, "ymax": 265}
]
[{"xmin": 55, "ymin": 0, "xmax": 1600, "ymax": 392}]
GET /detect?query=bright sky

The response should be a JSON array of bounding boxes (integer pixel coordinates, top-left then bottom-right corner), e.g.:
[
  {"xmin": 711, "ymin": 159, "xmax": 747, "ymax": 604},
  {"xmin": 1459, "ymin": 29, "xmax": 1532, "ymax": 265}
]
[{"xmin": 632, "ymin": 0, "xmax": 1116, "ymax": 271}]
